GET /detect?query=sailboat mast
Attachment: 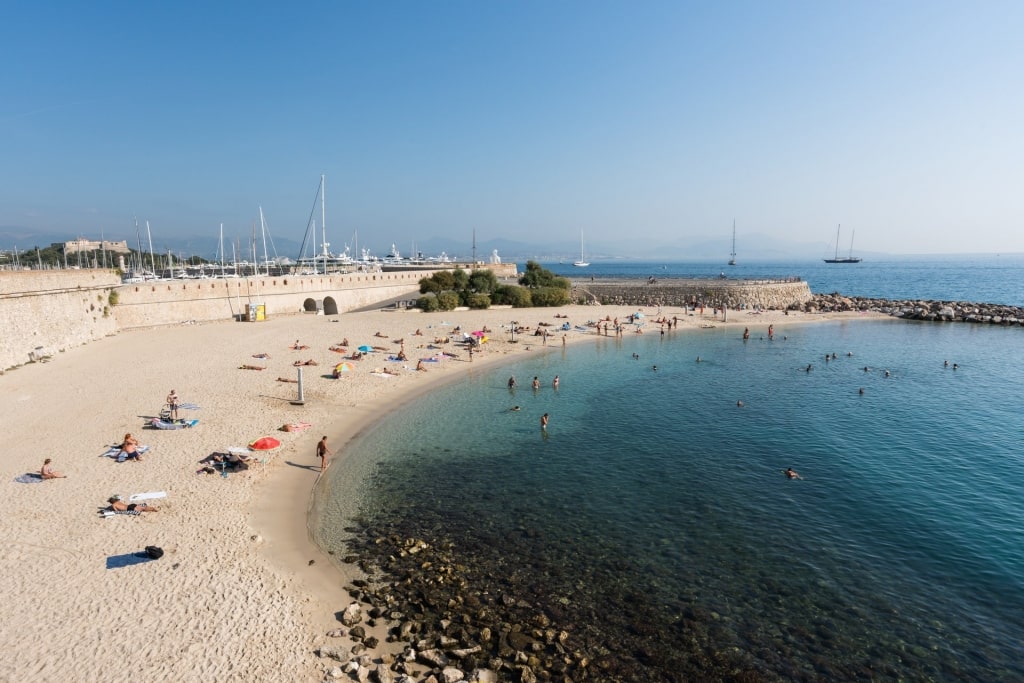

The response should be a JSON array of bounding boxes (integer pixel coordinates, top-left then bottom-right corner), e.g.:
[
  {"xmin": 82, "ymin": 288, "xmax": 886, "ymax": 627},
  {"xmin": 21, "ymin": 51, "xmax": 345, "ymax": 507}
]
[
  {"xmin": 146, "ymin": 221, "xmax": 156, "ymax": 276},
  {"xmin": 321, "ymin": 174, "xmax": 327, "ymax": 276},
  {"xmin": 849, "ymin": 229, "xmax": 856, "ymax": 259},
  {"xmin": 835, "ymin": 224, "xmax": 841, "ymax": 260},
  {"xmin": 219, "ymin": 223, "xmax": 225, "ymax": 276},
  {"xmin": 259, "ymin": 206, "xmax": 269, "ymax": 276}
]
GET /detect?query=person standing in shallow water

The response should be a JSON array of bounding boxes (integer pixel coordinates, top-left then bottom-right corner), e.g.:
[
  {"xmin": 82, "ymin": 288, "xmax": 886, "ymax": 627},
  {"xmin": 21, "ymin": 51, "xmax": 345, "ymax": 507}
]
[
  {"xmin": 540, "ymin": 413, "xmax": 549, "ymax": 430},
  {"xmin": 508, "ymin": 376, "xmax": 517, "ymax": 390}
]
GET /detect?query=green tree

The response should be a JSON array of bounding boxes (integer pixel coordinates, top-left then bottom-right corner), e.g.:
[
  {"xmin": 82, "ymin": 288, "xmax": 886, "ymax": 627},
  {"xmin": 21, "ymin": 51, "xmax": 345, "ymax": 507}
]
[
  {"xmin": 518, "ymin": 261, "xmax": 569, "ymax": 291},
  {"xmin": 492, "ymin": 284, "xmax": 532, "ymax": 307},
  {"xmin": 531, "ymin": 286, "xmax": 571, "ymax": 307},
  {"xmin": 437, "ymin": 291, "xmax": 460, "ymax": 311}
]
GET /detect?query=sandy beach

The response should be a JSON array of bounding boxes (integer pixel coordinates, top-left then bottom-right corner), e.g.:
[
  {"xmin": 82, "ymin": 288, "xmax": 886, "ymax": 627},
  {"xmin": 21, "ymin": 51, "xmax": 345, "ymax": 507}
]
[{"xmin": 0, "ymin": 302, "xmax": 885, "ymax": 682}]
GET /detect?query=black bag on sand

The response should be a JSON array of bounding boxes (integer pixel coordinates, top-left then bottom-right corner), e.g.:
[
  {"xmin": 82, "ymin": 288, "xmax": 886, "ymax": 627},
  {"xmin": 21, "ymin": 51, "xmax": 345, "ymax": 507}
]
[{"xmin": 145, "ymin": 545, "xmax": 164, "ymax": 560}]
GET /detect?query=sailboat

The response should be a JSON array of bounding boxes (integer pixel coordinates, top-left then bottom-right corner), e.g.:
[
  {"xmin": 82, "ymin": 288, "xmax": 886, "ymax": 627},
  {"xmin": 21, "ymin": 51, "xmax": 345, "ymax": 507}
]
[
  {"xmin": 572, "ymin": 230, "xmax": 589, "ymax": 267},
  {"xmin": 728, "ymin": 220, "xmax": 737, "ymax": 266},
  {"xmin": 824, "ymin": 224, "xmax": 862, "ymax": 263}
]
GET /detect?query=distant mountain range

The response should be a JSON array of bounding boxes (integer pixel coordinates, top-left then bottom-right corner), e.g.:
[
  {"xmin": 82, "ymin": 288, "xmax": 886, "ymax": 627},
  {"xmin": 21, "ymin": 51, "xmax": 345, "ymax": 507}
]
[{"xmin": 0, "ymin": 227, "xmax": 901, "ymax": 263}]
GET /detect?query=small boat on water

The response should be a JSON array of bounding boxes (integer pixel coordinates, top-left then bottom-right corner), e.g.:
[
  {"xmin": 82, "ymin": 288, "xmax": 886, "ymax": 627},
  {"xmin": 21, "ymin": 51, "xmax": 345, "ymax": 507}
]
[{"xmin": 824, "ymin": 224, "xmax": 862, "ymax": 263}]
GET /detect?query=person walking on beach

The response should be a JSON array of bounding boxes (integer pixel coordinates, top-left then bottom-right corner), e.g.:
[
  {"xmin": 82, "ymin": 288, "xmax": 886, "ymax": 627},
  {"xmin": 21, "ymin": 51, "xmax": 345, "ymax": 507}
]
[
  {"xmin": 316, "ymin": 436, "xmax": 333, "ymax": 473},
  {"xmin": 166, "ymin": 389, "xmax": 179, "ymax": 420},
  {"xmin": 540, "ymin": 413, "xmax": 549, "ymax": 430}
]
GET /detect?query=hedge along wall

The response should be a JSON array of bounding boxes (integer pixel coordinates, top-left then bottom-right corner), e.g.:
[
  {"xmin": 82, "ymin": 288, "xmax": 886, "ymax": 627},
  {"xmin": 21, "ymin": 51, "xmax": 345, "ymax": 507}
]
[{"xmin": 0, "ymin": 270, "xmax": 122, "ymax": 372}]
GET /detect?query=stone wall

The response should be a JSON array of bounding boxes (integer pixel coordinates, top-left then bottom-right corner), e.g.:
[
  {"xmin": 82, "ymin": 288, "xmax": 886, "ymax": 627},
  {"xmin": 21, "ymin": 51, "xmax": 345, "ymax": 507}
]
[
  {"xmin": 573, "ymin": 278, "xmax": 813, "ymax": 310},
  {"xmin": 1, "ymin": 264, "xmax": 521, "ymax": 372},
  {"xmin": 0, "ymin": 270, "xmax": 121, "ymax": 371}
]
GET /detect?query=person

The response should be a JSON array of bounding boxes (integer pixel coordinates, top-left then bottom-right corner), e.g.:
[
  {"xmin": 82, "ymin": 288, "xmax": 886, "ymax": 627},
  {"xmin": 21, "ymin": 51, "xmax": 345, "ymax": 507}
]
[
  {"xmin": 107, "ymin": 495, "xmax": 158, "ymax": 513},
  {"xmin": 532, "ymin": 376, "xmax": 540, "ymax": 390},
  {"xmin": 508, "ymin": 376, "xmax": 517, "ymax": 389},
  {"xmin": 510, "ymin": 406, "xmax": 521, "ymax": 412},
  {"xmin": 784, "ymin": 467, "xmax": 802, "ymax": 480},
  {"xmin": 736, "ymin": 400, "xmax": 744, "ymax": 407},
  {"xmin": 40, "ymin": 458, "xmax": 66, "ymax": 479},
  {"xmin": 743, "ymin": 327, "xmax": 750, "ymax": 340},
  {"xmin": 552, "ymin": 375, "xmax": 560, "ymax": 389},
  {"xmin": 166, "ymin": 389, "xmax": 179, "ymax": 420},
  {"xmin": 120, "ymin": 433, "xmax": 142, "ymax": 461},
  {"xmin": 316, "ymin": 436, "xmax": 333, "ymax": 473},
  {"xmin": 416, "ymin": 359, "xmax": 427, "ymax": 372},
  {"xmin": 540, "ymin": 413, "xmax": 549, "ymax": 430},
  {"xmin": 293, "ymin": 359, "xmax": 318, "ymax": 366},
  {"xmin": 768, "ymin": 324, "xmax": 774, "ymax": 340}
]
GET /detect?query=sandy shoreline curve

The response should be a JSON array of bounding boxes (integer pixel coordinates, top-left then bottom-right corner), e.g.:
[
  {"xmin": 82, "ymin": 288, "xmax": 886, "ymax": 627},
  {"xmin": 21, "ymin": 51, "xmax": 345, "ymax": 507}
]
[{"xmin": 0, "ymin": 303, "xmax": 886, "ymax": 681}]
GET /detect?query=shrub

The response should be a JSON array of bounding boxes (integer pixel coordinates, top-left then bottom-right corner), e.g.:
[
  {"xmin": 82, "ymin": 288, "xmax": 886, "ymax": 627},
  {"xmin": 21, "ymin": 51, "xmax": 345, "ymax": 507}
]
[
  {"xmin": 437, "ymin": 291, "xmax": 460, "ymax": 311},
  {"xmin": 108, "ymin": 290, "xmax": 119, "ymax": 306},
  {"xmin": 493, "ymin": 284, "xmax": 532, "ymax": 307},
  {"xmin": 417, "ymin": 295, "xmax": 440, "ymax": 312},
  {"xmin": 466, "ymin": 293, "xmax": 491, "ymax": 309},
  {"xmin": 530, "ymin": 286, "xmax": 571, "ymax": 307}
]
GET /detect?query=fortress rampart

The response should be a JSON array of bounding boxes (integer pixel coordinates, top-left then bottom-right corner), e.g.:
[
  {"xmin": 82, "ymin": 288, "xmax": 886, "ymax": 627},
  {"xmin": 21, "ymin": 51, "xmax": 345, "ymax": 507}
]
[{"xmin": 0, "ymin": 264, "xmax": 519, "ymax": 371}]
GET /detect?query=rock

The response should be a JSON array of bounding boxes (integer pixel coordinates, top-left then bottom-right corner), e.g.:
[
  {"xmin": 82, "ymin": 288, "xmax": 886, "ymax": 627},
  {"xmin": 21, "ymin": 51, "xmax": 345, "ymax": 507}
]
[
  {"xmin": 318, "ymin": 644, "xmax": 350, "ymax": 662},
  {"xmin": 374, "ymin": 663, "xmax": 395, "ymax": 683},
  {"xmin": 326, "ymin": 627, "xmax": 348, "ymax": 638},
  {"xmin": 440, "ymin": 667, "xmax": 466, "ymax": 682},
  {"xmin": 325, "ymin": 665, "xmax": 346, "ymax": 679},
  {"xmin": 341, "ymin": 601, "xmax": 363, "ymax": 626},
  {"xmin": 468, "ymin": 669, "xmax": 498, "ymax": 683},
  {"xmin": 418, "ymin": 648, "xmax": 450, "ymax": 667}
]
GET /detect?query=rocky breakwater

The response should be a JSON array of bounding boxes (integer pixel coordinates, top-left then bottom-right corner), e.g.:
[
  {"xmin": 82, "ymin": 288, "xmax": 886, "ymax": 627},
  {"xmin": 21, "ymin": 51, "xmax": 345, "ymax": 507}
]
[
  {"xmin": 804, "ymin": 293, "xmax": 1024, "ymax": 326},
  {"xmin": 313, "ymin": 527, "xmax": 763, "ymax": 683}
]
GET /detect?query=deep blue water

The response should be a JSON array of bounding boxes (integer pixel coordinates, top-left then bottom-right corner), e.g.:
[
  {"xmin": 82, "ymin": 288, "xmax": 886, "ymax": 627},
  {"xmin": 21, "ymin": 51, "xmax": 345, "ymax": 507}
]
[
  {"xmin": 314, "ymin": 316, "xmax": 1024, "ymax": 680},
  {"xmin": 543, "ymin": 257, "xmax": 1024, "ymax": 307}
]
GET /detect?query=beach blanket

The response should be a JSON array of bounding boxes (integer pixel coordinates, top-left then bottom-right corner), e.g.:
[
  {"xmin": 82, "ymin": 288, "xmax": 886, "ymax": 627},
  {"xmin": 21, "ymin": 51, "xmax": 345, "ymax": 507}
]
[
  {"xmin": 150, "ymin": 418, "xmax": 198, "ymax": 430},
  {"xmin": 101, "ymin": 509, "xmax": 141, "ymax": 517},
  {"xmin": 100, "ymin": 445, "xmax": 151, "ymax": 462},
  {"xmin": 419, "ymin": 357, "xmax": 441, "ymax": 363},
  {"xmin": 13, "ymin": 473, "xmax": 44, "ymax": 484}
]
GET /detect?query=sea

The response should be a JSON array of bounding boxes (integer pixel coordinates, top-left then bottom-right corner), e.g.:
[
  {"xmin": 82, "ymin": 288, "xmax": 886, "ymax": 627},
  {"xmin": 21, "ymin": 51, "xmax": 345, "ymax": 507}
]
[{"xmin": 313, "ymin": 257, "xmax": 1024, "ymax": 681}]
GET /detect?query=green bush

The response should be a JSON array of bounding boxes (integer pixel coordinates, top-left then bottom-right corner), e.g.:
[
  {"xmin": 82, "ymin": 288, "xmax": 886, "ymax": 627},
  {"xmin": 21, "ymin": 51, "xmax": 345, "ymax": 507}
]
[
  {"xmin": 466, "ymin": 293, "xmax": 491, "ymax": 309},
  {"xmin": 417, "ymin": 295, "xmax": 440, "ymax": 312},
  {"xmin": 493, "ymin": 284, "xmax": 532, "ymax": 307},
  {"xmin": 530, "ymin": 286, "xmax": 571, "ymax": 307},
  {"xmin": 437, "ymin": 291, "xmax": 460, "ymax": 311},
  {"xmin": 108, "ymin": 290, "xmax": 119, "ymax": 306}
]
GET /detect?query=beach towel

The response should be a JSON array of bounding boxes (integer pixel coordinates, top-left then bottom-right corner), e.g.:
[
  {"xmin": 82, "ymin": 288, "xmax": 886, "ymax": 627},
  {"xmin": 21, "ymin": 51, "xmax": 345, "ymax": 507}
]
[
  {"xmin": 100, "ymin": 445, "xmax": 151, "ymax": 461},
  {"xmin": 370, "ymin": 372, "xmax": 395, "ymax": 378},
  {"xmin": 101, "ymin": 509, "xmax": 141, "ymax": 517},
  {"xmin": 149, "ymin": 418, "xmax": 198, "ymax": 430},
  {"xmin": 13, "ymin": 473, "xmax": 44, "ymax": 484}
]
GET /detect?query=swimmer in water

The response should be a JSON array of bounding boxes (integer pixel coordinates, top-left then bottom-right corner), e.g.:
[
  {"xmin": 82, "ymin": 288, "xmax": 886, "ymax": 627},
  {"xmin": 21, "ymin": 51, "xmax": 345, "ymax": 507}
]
[{"xmin": 784, "ymin": 467, "xmax": 802, "ymax": 480}]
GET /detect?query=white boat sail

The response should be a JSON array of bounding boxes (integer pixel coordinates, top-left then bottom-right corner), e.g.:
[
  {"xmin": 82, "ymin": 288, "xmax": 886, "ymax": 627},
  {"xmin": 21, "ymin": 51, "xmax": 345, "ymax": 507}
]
[
  {"xmin": 728, "ymin": 220, "xmax": 737, "ymax": 266},
  {"xmin": 572, "ymin": 229, "xmax": 589, "ymax": 267}
]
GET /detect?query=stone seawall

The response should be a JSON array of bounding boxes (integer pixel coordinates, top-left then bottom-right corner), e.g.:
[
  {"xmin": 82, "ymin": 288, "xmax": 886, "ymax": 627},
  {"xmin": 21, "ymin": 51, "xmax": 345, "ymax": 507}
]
[
  {"xmin": 1, "ymin": 264, "xmax": 520, "ymax": 372},
  {"xmin": 0, "ymin": 270, "xmax": 122, "ymax": 371},
  {"xmin": 573, "ymin": 278, "xmax": 813, "ymax": 310}
]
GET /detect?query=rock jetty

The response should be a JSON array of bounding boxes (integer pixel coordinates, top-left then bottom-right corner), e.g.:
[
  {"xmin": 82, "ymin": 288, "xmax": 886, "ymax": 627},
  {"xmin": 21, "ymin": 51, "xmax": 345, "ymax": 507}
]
[{"xmin": 805, "ymin": 293, "xmax": 1024, "ymax": 325}]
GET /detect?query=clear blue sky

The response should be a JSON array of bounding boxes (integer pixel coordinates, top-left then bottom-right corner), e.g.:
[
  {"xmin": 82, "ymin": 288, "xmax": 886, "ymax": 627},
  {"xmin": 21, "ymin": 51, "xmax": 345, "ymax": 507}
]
[{"xmin": 2, "ymin": 1, "xmax": 1022, "ymax": 255}]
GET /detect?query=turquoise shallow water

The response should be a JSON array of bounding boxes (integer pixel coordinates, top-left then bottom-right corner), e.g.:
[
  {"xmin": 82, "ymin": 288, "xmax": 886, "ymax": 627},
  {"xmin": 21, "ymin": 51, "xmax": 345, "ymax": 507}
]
[{"xmin": 314, "ymin": 319, "xmax": 1024, "ymax": 680}]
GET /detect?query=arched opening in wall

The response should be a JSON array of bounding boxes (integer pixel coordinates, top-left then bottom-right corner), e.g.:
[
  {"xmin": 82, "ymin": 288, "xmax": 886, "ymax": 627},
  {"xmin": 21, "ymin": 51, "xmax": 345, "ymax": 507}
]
[
  {"xmin": 303, "ymin": 298, "xmax": 318, "ymax": 313},
  {"xmin": 323, "ymin": 297, "xmax": 339, "ymax": 315}
]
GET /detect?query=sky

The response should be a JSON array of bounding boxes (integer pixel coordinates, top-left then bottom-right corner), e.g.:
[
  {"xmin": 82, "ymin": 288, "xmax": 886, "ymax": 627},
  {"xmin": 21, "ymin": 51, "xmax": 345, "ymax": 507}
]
[{"xmin": 2, "ymin": 1, "xmax": 1023, "ymax": 257}]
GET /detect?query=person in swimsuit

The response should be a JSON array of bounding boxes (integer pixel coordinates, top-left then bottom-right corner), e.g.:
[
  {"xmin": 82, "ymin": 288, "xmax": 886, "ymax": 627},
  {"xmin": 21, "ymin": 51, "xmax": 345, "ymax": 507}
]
[
  {"xmin": 166, "ymin": 389, "xmax": 179, "ymax": 420},
  {"xmin": 107, "ymin": 496, "xmax": 158, "ymax": 512},
  {"xmin": 316, "ymin": 436, "xmax": 333, "ymax": 473},
  {"xmin": 40, "ymin": 458, "xmax": 66, "ymax": 479},
  {"xmin": 784, "ymin": 467, "xmax": 802, "ymax": 480},
  {"xmin": 120, "ymin": 433, "xmax": 142, "ymax": 461}
]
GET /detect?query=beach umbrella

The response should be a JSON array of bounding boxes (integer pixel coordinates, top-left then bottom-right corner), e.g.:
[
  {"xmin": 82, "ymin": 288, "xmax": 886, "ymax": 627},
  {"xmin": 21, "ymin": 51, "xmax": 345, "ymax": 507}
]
[
  {"xmin": 357, "ymin": 345, "xmax": 373, "ymax": 353},
  {"xmin": 471, "ymin": 330, "xmax": 485, "ymax": 337},
  {"xmin": 335, "ymin": 362, "xmax": 353, "ymax": 373},
  {"xmin": 249, "ymin": 436, "xmax": 281, "ymax": 451}
]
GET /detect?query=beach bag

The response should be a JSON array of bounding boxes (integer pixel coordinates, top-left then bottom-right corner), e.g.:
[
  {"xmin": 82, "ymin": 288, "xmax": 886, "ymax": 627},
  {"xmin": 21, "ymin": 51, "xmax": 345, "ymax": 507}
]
[{"xmin": 145, "ymin": 545, "xmax": 164, "ymax": 560}]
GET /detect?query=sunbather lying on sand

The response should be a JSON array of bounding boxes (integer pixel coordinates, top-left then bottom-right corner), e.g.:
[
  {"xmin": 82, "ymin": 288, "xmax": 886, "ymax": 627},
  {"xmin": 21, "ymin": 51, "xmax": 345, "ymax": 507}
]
[
  {"xmin": 293, "ymin": 359, "xmax": 318, "ymax": 366},
  {"xmin": 276, "ymin": 377, "xmax": 298, "ymax": 383},
  {"xmin": 252, "ymin": 353, "xmax": 271, "ymax": 359},
  {"xmin": 107, "ymin": 495, "xmax": 158, "ymax": 512},
  {"xmin": 239, "ymin": 364, "xmax": 266, "ymax": 370},
  {"xmin": 374, "ymin": 331, "xmax": 388, "ymax": 338}
]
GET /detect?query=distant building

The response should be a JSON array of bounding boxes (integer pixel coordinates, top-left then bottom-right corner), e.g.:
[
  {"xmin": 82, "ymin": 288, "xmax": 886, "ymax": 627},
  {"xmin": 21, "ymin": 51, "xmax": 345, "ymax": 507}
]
[{"xmin": 54, "ymin": 238, "xmax": 131, "ymax": 255}]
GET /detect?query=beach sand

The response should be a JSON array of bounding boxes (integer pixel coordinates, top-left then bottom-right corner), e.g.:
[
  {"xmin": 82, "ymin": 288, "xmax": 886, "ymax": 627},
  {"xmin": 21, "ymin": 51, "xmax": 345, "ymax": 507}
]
[{"xmin": 0, "ymin": 302, "xmax": 885, "ymax": 681}]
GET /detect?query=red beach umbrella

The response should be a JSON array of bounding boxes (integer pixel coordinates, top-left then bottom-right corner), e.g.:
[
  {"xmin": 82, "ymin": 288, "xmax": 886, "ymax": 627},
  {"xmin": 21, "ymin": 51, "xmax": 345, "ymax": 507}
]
[{"xmin": 249, "ymin": 436, "xmax": 281, "ymax": 451}]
